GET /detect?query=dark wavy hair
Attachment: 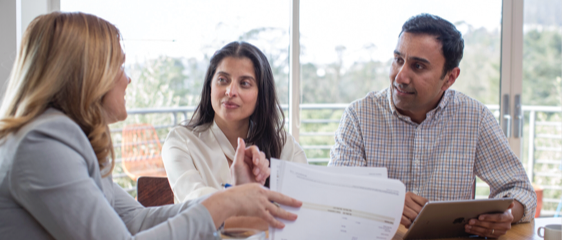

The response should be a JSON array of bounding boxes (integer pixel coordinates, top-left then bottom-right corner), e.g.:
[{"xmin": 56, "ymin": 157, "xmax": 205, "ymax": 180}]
[
  {"xmin": 400, "ymin": 13, "xmax": 464, "ymax": 78},
  {"xmin": 186, "ymin": 41, "xmax": 286, "ymax": 165}
]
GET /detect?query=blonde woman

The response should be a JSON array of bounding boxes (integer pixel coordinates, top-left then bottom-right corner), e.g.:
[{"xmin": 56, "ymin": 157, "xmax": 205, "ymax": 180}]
[{"xmin": 0, "ymin": 12, "xmax": 301, "ymax": 239}]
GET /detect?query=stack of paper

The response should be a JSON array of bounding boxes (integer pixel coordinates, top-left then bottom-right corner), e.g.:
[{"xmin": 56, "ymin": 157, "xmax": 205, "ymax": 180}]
[{"xmin": 270, "ymin": 159, "xmax": 405, "ymax": 240}]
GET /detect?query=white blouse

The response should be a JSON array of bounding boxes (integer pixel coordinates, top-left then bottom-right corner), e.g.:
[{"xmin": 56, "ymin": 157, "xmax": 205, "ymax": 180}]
[{"xmin": 162, "ymin": 122, "xmax": 307, "ymax": 203}]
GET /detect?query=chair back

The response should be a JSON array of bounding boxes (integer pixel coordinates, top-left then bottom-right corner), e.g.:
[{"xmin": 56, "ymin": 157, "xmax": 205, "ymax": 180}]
[
  {"xmin": 137, "ymin": 176, "xmax": 174, "ymax": 207},
  {"xmin": 533, "ymin": 184, "xmax": 543, "ymax": 217},
  {"xmin": 121, "ymin": 124, "xmax": 167, "ymax": 181}
]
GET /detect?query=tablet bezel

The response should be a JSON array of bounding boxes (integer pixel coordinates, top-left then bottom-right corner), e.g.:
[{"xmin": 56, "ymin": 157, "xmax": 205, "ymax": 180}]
[{"xmin": 403, "ymin": 198, "xmax": 514, "ymax": 239}]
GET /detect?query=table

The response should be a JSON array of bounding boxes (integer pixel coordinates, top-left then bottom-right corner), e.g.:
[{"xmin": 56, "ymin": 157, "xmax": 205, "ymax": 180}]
[
  {"xmin": 391, "ymin": 217, "xmax": 561, "ymax": 240},
  {"xmin": 246, "ymin": 217, "xmax": 561, "ymax": 239}
]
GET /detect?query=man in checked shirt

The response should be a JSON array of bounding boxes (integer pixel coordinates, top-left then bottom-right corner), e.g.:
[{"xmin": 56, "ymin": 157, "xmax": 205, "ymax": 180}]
[{"xmin": 329, "ymin": 13, "xmax": 536, "ymax": 238}]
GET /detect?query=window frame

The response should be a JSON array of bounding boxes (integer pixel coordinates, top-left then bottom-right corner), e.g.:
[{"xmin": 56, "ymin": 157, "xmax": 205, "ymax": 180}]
[{"xmin": 13, "ymin": 0, "xmax": 524, "ymax": 151}]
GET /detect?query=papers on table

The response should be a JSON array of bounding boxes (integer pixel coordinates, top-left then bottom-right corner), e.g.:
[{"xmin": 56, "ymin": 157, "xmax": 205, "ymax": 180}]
[
  {"xmin": 303, "ymin": 163, "xmax": 388, "ymax": 178},
  {"xmin": 269, "ymin": 159, "xmax": 405, "ymax": 240}
]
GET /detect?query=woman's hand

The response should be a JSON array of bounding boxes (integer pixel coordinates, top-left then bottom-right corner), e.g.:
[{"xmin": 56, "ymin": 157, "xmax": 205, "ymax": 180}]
[
  {"xmin": 230, "ymin": 138, "xmax": 270, "ymax": 185},
  {"xmin": 202, "ymin": 183, "xmax": 302, "ymax": 229}
]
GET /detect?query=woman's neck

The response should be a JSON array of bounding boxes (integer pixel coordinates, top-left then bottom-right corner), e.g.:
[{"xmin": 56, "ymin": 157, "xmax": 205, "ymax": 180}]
[{"xmin": 214, "ymin": 117, "xmax": 249, "ymax": 149}]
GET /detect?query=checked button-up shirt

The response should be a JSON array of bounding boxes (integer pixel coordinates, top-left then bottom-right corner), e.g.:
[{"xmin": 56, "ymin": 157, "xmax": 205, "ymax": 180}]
[{"xmin": 329, "ymin": 88, "xmax": 536, "ymax": 222}]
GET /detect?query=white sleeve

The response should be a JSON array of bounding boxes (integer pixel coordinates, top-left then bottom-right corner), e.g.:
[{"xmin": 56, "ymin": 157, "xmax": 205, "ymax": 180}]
[
  {"xmin": 280, "ymin": 132, "xmax": 308, "ymax": 164},
  {"xmin": 162, "ymin": 128, "xmax": 218, "ymax": 202}
]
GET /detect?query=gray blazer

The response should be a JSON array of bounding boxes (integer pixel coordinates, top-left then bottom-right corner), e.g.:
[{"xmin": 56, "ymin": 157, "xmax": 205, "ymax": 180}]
[{"xmin": 0, "ymin": 108, "xmax": 216, "ymax": 239}]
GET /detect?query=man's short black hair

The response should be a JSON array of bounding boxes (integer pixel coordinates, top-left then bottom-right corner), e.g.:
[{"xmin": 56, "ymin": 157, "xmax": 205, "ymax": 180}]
[{"xmin": 400, "ymin": 13, "xmax": 464, "ymax": 79}]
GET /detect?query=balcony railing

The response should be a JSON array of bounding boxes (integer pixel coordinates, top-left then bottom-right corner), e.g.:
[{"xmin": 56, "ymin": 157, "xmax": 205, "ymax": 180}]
[{"xmin": 110, "ymin": 104, "xmax": 561, "ymax": 216}]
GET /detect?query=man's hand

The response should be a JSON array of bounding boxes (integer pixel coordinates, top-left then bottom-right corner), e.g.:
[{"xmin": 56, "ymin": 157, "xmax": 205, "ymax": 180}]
[
  {"xmin": 401, "ymin": 192, "xmax": 428, "ymax": 228},
  {"xmin": 230, "ymin": 138, "xmax": 270, "ymax": 185},
  {"xmin": 465, "ymin": 202, "xmax": 516, "ymax": 238}
]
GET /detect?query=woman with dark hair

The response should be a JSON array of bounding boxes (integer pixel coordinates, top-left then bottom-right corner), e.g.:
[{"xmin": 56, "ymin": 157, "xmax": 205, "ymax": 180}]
[
  {"xmin": 0, "ymin": 13, "xmax": 301, "ymax": 239},
  {"xmin": 162, "ymin": 41, "xmax": 307, "ymax": 203}
]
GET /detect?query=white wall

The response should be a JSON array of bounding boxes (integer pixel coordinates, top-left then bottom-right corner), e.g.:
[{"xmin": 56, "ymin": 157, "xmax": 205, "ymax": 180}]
[
  {"xmin": 0, "ymin": 0, "xmax": 59, "ymax": 104},
  {"xmin": 21, "ymin": 0, "xmax": 48, "ymax": 35},
  {"xmin": 0, "ymin": 0, "xmax": 19, "ymax": 104}
]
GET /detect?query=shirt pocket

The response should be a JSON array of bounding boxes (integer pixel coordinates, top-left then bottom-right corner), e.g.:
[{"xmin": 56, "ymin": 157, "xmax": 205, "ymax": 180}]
[{"xmin": 427, "ymin": 153, "xmax": 475, "ymax": 201}]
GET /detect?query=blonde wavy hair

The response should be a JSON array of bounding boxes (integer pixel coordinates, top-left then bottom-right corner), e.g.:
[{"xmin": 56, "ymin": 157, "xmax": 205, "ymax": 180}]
[{"xmin": 0, "ymin": 12, "xmax": 124, "ymax": 176}]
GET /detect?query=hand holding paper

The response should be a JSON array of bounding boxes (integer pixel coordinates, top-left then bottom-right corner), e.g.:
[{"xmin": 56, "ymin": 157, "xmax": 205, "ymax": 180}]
[{"xmin": 269, "ymin": 159, "xmax": 405, "ymax": 240}]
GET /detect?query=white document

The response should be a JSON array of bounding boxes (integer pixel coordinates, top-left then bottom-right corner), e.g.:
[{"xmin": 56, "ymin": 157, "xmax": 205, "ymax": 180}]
[
  {"xmin": 270, "ymin": 160, "xmax": 388, "ymax": 195},
  {"xmin": 305, "ymin": 163, "xmax": 388, "ymax": 178},
  {"xmin": 270, "ymin": 159, "xmax": 405, "ymax": 240}
]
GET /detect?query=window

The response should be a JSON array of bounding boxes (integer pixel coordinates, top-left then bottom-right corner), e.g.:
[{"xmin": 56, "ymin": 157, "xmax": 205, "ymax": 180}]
[
  {"xmin": 61, "ymin": 0, "xmax": 290, "ymax": 194},
  {"xmin": 299, "ymin": 0, "xmax": 502, "ymax": 165},
  {"xmin": 60, "ymin": 1, "xmax": 561, "ymax": 216},
  {"xmin": 522, "ymin": 0, "xmax": 562, "ymax": 217}
]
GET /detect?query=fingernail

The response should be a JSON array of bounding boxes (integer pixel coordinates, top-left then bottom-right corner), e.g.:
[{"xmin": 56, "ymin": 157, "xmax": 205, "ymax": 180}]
[
  {"xmin": 479, "ymin": 216, "xmax": 484, "ymax": 221},
  {"xmin": 466, "ymin": 225, "xmax": 472, "ymax": 230},
  {"xmin": 469, "ymin": 219, "xmax": 475, "ymax": 225}
]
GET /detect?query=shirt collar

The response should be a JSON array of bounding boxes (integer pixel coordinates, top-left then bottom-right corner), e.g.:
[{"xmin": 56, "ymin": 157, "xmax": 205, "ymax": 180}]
[
  {"xmin": 387, "ymin": 87, "xmax": 397, "ymax": 114},
  {"xmin": 210, "ymin": 121, "xmax": 236, "ymax": 160},
  {"xmin": 437, "ymin": 89, "xmax": 453, "ymax": 110}
]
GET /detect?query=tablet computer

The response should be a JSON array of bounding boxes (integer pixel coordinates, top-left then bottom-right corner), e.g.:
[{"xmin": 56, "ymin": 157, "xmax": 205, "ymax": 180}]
[{"xmin": 403, "ymin": 198, "xmax": 514, "ymax": 239}]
